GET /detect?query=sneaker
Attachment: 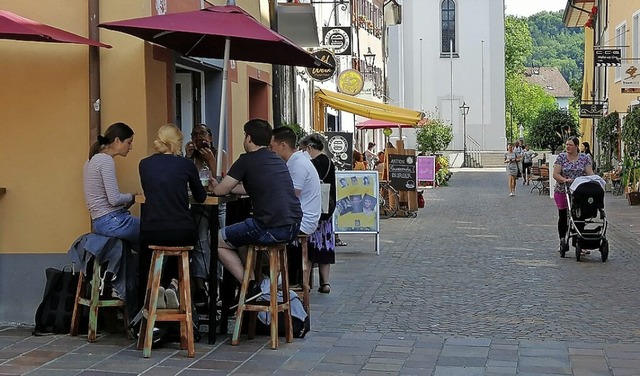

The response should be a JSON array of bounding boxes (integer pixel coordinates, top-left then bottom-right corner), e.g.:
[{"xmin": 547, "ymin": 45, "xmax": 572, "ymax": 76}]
[
  {"xmin": 156, "ymin": 286, "xmax": 166, "ymax": 309},
  {"xmin": 165, "ymin": 279, "xmax": 180, "ymax": 309},
  {"xmin": 509, "ymin": 192, "xmax": 515, "ymax": 197},
  {"xmin": 229, "ymin": 280, "xmax": 262, "ymax": 310}
]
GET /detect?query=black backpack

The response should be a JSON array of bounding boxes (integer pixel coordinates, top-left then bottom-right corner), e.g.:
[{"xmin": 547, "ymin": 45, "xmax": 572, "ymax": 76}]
[{"xmin": 32, "ymin": 266, "xmax": 85, "ymax": 335}]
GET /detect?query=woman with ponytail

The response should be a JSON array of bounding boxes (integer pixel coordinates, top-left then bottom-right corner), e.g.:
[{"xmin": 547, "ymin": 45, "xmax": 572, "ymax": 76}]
[{"xmin": 83, "ymin": 122, "xmax": 139, "ymax": 246}]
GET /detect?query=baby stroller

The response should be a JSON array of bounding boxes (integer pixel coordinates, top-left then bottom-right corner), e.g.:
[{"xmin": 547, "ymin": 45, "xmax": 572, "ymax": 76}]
[{"xmin": 559, "ymin": 176, "xmax": 609, "ymax": 262}]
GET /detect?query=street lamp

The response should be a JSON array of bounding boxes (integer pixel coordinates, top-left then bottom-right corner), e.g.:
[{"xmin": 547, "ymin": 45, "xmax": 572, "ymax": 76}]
[
  {"xmin": 363, "ymin": 47, "xmax": 376, "ymax": 79},
  {"xmin": 460, "ymin": 102, "xmax": 470, "ymax": 167}
]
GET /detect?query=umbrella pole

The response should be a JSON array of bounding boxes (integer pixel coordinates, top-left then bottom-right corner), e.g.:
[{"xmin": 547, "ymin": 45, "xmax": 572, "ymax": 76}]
[{"xmin": 216, "ymin": 37, "xmax": 231, "ymax": 176}]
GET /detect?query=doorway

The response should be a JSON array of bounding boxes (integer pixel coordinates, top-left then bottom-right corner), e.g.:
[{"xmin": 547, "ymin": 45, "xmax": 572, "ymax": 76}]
[{"xmin": 175, "ymin": 69, "xmax": 203, "ymax": 149}]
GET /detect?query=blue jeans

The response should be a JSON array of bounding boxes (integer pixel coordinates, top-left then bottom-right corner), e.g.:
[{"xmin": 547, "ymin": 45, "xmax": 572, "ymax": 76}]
[
  {"xmin": 92, "ymin": 209, "xmax": 140, "ymax": 248},
  {"xmin": 222, "ymin": 218, "xmax": 299, "ymax": 248}
]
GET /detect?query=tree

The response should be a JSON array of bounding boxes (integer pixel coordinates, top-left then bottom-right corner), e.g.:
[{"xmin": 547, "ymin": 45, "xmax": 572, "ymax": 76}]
[
  {"xmin": 527, "ymin": 11, "xmax": 584, "ymax": 82},
  {"xmin": 528, "ymin": 108, "xmax": 580, "ymax": 153},
  {"xmin": 505, "ymin": 16, "xmax": 533, "ymax": 76},
  {"xmin": 415, "ymin": 116, "xmax": 454, "ymax": 155},
  {"xmin": 595, "ymin": 111, "xmax": 619, "ymax": 171},
  {"xmin": 505, "ymin": 75, "xmax": 556, "ymax": 142}
]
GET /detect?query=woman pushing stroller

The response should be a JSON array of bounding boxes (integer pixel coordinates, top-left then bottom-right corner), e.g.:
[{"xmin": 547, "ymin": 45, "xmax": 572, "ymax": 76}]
[{"xmin": 552, "ymin": 137, "xmax": 595, "ymax": 253}]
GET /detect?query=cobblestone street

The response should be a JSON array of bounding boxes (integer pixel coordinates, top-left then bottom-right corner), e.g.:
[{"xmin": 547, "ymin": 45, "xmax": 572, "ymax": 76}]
[{"xmin": 2, "ymin": 170, "xmax": 640, "ymax": 375}]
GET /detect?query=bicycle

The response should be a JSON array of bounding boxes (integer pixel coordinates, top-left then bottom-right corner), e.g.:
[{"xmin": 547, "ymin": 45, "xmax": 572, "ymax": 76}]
[{"xmin": 379, "ymin": 181, "xmax": 399, "ymax": 219}]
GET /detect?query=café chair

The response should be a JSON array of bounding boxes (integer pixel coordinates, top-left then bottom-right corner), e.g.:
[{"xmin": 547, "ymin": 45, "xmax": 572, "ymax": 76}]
[
  {"xmin": 137, "ymin": 245, "xmax": 194, "ymax": 358},
  {"xmin": 70, "ymin": 257, "xmax": 131, "ymax": 342},
  {"xmin": 231, "ymin": 243, "xmax": 293, "ymax": 349}
]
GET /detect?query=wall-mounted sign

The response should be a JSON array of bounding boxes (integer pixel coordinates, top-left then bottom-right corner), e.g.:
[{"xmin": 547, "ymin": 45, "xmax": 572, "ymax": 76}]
[
  {"xmin": 579, "ymin": 101, "xmax": 605, "ymax": 118},
  {"xmin": 322, "ymin": 27, "xmax": 352, "ymax": 56},
  {"xmin": 337, "ymin": 69, "xmax": 364, "ymax": 96},
  {"xmin": 594, "ymin": 49, "xmax": 621, "ymax": 67},
  {"xmin": 622, "ymin": 63, "xmax": 640, "ymax": 89},
  {"xmin": 306, "ymin": 49, "xmax": 336, "ymax": 81}
]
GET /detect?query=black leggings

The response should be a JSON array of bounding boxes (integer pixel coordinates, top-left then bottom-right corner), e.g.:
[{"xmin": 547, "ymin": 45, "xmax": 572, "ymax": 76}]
[{"xmin": 558, "ymin": 208, "xmax": 568, "ymax": 239}]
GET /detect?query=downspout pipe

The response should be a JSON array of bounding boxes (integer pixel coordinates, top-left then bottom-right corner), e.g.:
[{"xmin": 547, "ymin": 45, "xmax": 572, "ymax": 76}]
[
  {"xmin": 268, "ymin": 0, "xmax": 283, "ymax": 128},
  {"xmin": 89, "ymin": 0, "xmax": 101, "ymax": 141}
]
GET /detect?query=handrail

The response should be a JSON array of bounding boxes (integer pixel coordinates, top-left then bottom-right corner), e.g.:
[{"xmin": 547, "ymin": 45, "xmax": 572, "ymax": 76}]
[{"xmin": 465, "ymin": 136, "xmax": 482, "ymax": 167}]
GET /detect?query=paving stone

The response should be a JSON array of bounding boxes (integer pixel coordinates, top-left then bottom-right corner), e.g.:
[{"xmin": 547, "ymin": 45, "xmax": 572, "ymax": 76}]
[{"xmin": 2, "ymin": 171, "xmax": 640, "ymax": 375}]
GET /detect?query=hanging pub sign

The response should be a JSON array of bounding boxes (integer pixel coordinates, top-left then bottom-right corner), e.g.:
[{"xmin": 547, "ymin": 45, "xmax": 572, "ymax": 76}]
[
  {"xmin": 325, "ymin": 132, "xmax": 353, "ymax": 171},
  {"xmin": 306, "ymin": 49, "xmax": 336, "ymax": 81},
  {"xmin": 594, "ymin": 49, "xmax": 621, "ymax": 67},
  {"xmin": 579, "ymin": 101, "xmax": 605, "ymax": 118},
  {"xmin": 388, "ymin": 154, "xmax": 417, "ymax": 191},
  {"xmin": 322, "ymin": 26, "xmax": 352, "ymax": 56},
  {"xmin": 337, "ymin": 69, "xmax": 364, "ymax": 96}
]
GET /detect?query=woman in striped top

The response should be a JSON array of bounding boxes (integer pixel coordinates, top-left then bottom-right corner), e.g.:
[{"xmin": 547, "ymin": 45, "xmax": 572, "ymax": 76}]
[{"xmin": 83, "ymin": 122, "xmax": 139, "ymax": 247}]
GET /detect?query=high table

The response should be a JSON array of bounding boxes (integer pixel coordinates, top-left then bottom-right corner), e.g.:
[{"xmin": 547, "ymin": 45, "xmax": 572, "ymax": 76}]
[{"xmin": 135, "ymin": 194, "xmax": 248, "ymax": 344}]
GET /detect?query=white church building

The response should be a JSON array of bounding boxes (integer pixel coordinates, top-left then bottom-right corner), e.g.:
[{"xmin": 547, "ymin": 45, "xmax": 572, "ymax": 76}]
[{"xmin": 387, "ymin": 0, "xmax": 506, "ymax": 153}]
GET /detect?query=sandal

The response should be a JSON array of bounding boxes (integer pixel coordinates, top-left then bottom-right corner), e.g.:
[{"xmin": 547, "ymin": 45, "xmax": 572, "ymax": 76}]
[
  {"xmin": 317, "ymin": 284, "xmax": 331, "ymax": 294},
  {"xmin": 335, "ymin": 239, "xmax": 348, "ymax": 246}
]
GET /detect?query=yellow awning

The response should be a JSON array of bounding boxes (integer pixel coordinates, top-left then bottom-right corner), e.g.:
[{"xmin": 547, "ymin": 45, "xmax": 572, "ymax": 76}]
[{"xmin": 313, "ymin": 89, "xmax": 424, "ymax": 131}]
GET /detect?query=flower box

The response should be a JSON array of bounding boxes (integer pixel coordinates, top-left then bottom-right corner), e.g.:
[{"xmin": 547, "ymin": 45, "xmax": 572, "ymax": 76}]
[{"xmin": 627, "ymin": 191, "xmax": 640, "ymax": 206}]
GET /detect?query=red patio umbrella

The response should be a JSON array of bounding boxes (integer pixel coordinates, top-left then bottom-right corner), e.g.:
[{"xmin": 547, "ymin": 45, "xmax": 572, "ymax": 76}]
[
  {"xmin": 99, "ymin": 4, "xmax": 329, "ymax": 174},
  {"xmin": 0, "ymin": 10, "xmax": 111, "ymax": 47},
  {"xmin": 356, "ymin": 119, "xmax": 415, "ymax": 130}
]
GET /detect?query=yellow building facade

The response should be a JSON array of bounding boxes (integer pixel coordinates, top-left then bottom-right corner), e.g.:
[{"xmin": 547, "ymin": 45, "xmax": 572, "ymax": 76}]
[
  {"xmin": 0, "ymin": 0, "xmax": 273, "ymax": 323},
  {"xmin": 605, "ymin": 1, "xmax": 640, "ymax": 116}
]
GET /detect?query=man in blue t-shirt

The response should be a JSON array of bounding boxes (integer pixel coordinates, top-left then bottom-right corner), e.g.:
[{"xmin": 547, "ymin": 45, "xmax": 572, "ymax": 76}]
[{"xmin": 210, "ymin": 119, "xmax": 302, "ymax": 303}]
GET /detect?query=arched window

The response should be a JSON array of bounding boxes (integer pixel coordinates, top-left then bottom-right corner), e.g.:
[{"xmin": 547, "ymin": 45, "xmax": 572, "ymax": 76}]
[{"xmin": 441, "ymin": 0, "xmax": 456, "ymax": 55}]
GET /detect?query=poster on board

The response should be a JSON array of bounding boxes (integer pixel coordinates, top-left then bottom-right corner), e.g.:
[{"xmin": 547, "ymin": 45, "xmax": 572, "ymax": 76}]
[
  {"xmin": 388, "ymin": 154, "xmax": 417, "ymax": 191},
  {"xmin": 417, "ymin": 156, "xmax": 436, "ymax": 186},
  {"xmin": 333, "ymin": 171, "xmax": 379, "ymax": 233}
]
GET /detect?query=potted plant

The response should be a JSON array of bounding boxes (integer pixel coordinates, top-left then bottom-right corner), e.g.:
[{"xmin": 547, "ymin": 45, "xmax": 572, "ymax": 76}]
[{"xmin": 415, "ymin": 115, "xmax": 454, "ymax": 186}]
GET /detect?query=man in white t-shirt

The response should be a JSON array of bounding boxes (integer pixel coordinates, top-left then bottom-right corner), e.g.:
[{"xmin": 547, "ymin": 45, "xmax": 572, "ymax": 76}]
[
  {"xmin": 271, "ymin": 126, "xmax": 321, "ymax": 285},
  {"xmin": 271, "ymin": 127, "xmax": 321, "ymax": 235}
]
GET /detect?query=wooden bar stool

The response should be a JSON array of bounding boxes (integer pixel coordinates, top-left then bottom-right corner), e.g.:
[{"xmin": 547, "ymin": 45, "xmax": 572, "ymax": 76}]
[
  {"xmin": 137, "ymin": 245, "xmax": 194, "ymax": 358},
  {"xmin": 70, "ymin": 257, "xmax": 130, "ymax": 342},
  {"xmin": 231, "ymin": 243, "xmax": 293, "ymax": 349},
  {"xmin": 289, "ymin": 234, "xmax": 310, "ymax": 313}
]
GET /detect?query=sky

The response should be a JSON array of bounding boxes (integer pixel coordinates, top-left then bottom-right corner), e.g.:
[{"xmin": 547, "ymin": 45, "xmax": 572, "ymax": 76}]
[{"xmin": 504, "ymin": 0, "xmax": 567, "ymax": 17}]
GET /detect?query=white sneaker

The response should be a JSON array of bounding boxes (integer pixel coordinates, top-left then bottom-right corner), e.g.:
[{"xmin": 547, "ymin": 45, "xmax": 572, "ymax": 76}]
[
  {"xmin": 156, "ymin": 286, "xmax": 166, "ymax": 309},
  {"xmin": 509, "ymin": 192, "xmax": 515, "ymax": 197},
  {"xmin": 165, "ymin": 279, "xmax": 180, "ymax": 309}
]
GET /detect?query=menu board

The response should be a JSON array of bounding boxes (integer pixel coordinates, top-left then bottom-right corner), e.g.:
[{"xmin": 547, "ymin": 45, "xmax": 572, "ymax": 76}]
[
  {"xmin": 388, "ymin": 154, "xmax": 416, "ymax": 191},
  {"xmin": 417, "ymin": 156, "xmax": 436, "ymax": 183},
  {"xmin": 333, "ymin": 171, "xmax": 379, "ymax": 233}
]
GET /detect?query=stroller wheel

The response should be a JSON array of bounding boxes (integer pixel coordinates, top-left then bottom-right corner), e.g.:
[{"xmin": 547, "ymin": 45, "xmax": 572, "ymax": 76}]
[
  {"xmin": 600, "ymin": 240, "xmax": 609, "ymax": 262},
  {"xmin": 575, "ymin": 243, "xmax": 582, "ymax": 262}
]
